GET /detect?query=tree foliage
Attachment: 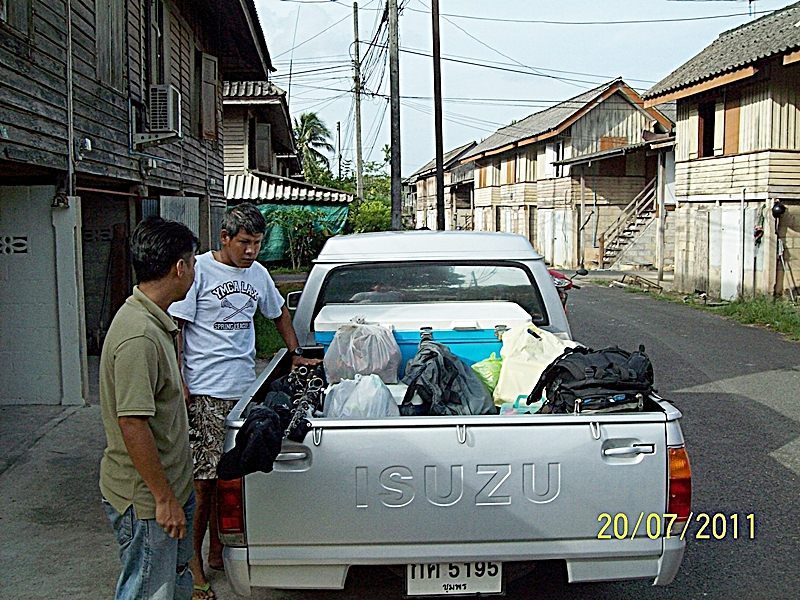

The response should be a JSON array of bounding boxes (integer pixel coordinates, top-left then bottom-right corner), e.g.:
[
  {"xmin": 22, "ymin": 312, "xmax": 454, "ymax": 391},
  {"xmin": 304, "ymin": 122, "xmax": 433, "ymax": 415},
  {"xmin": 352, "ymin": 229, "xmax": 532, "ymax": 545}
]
[
  {"xmin": 293, "ymin": 112, "xmax": 335, "ymax": 173},
  {"xmin": 350, "ymin": 200, "xmax": 391, "ymax": 233},
  {"xmin": 269, "ymin": 207, "xmax": 331, "ymax": 269}
]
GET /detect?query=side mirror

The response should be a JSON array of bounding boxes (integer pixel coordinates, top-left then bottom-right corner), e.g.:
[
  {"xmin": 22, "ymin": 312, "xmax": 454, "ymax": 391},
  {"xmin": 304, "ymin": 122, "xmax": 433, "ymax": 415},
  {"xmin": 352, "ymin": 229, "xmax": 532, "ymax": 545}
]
[
  {"xmin": 286, "ymin": 290, "xmax": 302, "ymax": 310},
  {"xmin": 575, "ymin": 268, "xmax": 589, "ymax": 277}
]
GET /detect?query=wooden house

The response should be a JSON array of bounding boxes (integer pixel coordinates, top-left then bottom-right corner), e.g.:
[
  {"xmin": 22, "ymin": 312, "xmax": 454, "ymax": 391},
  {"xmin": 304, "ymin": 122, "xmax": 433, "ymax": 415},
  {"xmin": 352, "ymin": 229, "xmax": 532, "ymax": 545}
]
[
  {"xmin": 222, "ymin": 81, "xmax": 353, "ymax": 262},
  {"xmin": 407, "ymin": 141, "xmax": 476, "ymax": 230},
  {"xmin": 644, "ymin": 2, "xmax": 800, "ymax": 300},
  {"xmin": 460, "ymin": 79, "xmax": 674, "ymax": 269},
  {"xmin": 0, "ymin": 0, "xmax": 272, "ymax": 405}
]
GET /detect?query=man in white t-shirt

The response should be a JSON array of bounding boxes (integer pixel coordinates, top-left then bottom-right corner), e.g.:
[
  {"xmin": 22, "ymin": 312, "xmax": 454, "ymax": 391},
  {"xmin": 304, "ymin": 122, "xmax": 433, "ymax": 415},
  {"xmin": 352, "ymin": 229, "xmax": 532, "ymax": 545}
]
[{"xmin": 169, "ymin": 202, "xmax": 317, "ymax": 597}]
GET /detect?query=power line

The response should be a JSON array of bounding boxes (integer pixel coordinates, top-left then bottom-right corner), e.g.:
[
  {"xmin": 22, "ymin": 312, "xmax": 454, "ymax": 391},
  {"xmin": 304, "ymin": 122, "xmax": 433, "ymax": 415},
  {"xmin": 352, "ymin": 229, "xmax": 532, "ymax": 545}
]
[{"xmin": 401, "ymin": 5, "xmax": 776, "ymax": 25}]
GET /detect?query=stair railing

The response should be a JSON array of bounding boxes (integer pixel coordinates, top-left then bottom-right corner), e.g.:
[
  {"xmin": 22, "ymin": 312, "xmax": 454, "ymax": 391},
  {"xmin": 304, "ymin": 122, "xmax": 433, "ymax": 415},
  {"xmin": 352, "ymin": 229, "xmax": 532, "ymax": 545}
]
[{"xmin": 598, "ymin": 177, "xmax": 657, "ymax": 266}]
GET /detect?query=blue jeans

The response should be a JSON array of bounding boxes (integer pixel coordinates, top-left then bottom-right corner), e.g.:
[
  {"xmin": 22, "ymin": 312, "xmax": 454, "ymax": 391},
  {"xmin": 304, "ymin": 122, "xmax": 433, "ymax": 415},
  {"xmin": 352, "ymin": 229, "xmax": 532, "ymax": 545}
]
[{"xmin": 103, "ymin": 493, "xmax": 196, "ymax": 600}]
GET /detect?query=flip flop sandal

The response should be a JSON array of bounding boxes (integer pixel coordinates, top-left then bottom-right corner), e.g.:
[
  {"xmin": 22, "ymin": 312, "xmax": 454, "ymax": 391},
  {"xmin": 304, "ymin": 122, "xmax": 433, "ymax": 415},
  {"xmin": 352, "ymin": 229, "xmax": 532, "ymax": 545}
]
[{"xmin": 192, "ymin": 582, "xmax": 216, "ymax": 600}]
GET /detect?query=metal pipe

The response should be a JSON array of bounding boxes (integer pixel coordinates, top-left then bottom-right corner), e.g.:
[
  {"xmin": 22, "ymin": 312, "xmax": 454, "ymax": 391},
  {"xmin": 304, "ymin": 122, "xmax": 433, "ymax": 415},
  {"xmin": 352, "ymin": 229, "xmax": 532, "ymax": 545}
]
[
  {"xmin": 741, "ymin": 187, "xmax": 747, "ymax": 298},
  {"xmin": 66, "ymin": 0, "xmax": 75, "ymax": 196}
]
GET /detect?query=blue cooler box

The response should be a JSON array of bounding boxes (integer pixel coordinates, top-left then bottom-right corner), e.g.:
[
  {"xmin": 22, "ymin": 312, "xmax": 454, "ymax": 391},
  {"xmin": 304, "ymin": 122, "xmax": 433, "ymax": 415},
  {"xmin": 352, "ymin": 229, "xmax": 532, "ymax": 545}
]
[{"xmin": 313, "ymin": 302, "xmax": 532, "ymax": 377}]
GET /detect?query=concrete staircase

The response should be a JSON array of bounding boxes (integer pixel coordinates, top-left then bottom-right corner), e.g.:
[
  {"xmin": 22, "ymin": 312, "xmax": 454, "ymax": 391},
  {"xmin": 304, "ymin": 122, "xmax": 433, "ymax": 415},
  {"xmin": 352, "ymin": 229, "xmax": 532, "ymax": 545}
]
[{"xmin": 599, "ymin": 178, "xmax": 656, "ymax": 268}]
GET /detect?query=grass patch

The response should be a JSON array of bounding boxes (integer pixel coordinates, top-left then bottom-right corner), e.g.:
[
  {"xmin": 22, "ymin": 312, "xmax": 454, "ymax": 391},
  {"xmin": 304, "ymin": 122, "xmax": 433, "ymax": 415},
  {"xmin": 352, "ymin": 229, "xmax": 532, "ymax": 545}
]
[
  {"xmin": 595, "ymin": 279, "xmax": 800, "ymax": 341},
  {"xmin": 265, "ymin": 265, "xmax": 310, "ymax": 275},
  {"xmin": 706, "ymin": 296, "xmax": 800, "ymax": 341},
  {"xmin": 255, "ymin": 282, "xmax": 306, "ymax": 358}
]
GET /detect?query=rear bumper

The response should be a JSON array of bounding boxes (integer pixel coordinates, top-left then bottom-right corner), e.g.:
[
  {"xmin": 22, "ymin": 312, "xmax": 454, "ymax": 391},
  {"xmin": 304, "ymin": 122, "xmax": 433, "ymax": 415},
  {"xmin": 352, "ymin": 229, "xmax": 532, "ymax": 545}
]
[{"xmin": 224, "ymin": 538, "xmax": 686, "ymax": 594}]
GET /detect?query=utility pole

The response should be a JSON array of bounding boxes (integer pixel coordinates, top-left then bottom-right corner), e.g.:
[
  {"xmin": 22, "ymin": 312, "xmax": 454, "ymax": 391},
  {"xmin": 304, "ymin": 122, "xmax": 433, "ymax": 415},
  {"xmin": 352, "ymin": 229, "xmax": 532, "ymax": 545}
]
[
  {"xmin": 388, "ymin": 0, "xmax": 402, "ymax": 229},
  {"xmin": 431, "ymin": 0, "xmax": 445, "ymax": 230},
  {"xmin": 336, "ymin": 121, "xmax": 342, "ymax": 179},
  {"xmin": 353, "ymin": 2, "xmax": 364, "ymax": 201}
]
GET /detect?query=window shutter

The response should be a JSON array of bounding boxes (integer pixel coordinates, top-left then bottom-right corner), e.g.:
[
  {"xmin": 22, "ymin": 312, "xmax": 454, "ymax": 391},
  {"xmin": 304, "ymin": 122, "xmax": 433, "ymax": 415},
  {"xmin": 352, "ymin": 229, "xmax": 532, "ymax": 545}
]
[
  {"xmin": 255, "ymin": 122, "xmax": 273, "ymax": 172},
  {"xmin": 723, "ymin": 95, "xmax": 740, "ymax": 156},
  {"xmin": 201, "ymin": 53, "xmax": 219, "ymax": 140}
]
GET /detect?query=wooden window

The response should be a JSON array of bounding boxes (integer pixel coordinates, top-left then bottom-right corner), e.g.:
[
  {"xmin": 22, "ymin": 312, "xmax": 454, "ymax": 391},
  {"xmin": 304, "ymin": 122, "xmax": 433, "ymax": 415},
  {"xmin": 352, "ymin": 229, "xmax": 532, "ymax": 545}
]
[
  {"xmin": 96, "ymin": 0, "xmax": 125, "ymax": 89},
  {"xmin": 491, "ymin": 160, "xmax": 501, "ymax": 186},
  {"xmin": 697, "ymin": 101, "xmax": 716, "ymax": 158},
  {"xmin": 1, "ymin": 0, "xmax": 30, "ymax": 35},
  {"xmin": 526, "ymin": 149, "xmax": 537, "ymax": 181},
  {"xmin": 255, "ymin": 123, "xmax": 273, "ymax": 172},
  {"xmin": 599, "ymin": 136, "xmax": 626, "ymax": 151},
  {"xmin": 477, "ymin": 163, "xmax": 487, "ymax": 188},
  {"xmin": 545, "ymin": 141, "xmax": 563, "ymax": 178},
  {"xmin": 200, "ymin": 53, "xmax": 219, "ymax": 140},
  {"xmin": 502, "ymin": 157, "xmax": 515, "ymax": 185},
  {"xmin": 723, "ymin": 93, "xmax": 740, "ymax": 155}
]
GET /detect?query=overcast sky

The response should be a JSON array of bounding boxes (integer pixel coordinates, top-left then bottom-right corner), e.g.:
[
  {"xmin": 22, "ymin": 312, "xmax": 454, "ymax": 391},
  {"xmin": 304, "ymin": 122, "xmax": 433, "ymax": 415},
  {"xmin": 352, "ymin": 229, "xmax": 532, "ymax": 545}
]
[{"xmin": 254, "ymin": 0, "xmax": 791, "ymax": 176}]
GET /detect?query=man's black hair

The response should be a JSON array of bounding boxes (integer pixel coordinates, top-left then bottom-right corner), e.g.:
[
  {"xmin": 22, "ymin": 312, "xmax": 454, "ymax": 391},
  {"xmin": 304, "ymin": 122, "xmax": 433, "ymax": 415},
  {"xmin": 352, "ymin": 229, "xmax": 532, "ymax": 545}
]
[
  {"xmin": 130, "ymin": 216, "xmax": 198, "ymax": 283},
  {"xmin": 222, "ymin": 202, "xmax": 267, "ymax": 237}
]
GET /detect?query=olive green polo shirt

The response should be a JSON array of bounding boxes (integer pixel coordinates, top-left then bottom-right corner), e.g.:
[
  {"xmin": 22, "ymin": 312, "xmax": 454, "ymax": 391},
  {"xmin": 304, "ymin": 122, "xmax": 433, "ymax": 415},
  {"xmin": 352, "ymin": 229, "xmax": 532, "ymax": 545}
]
[{"xmin": 99, "ymin": 286, "xmax": 193, "ymax": 519}]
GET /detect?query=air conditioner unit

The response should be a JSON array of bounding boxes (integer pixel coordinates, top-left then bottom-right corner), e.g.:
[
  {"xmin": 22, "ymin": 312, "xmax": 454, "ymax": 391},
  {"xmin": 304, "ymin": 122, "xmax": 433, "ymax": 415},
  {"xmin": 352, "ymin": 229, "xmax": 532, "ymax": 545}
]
[
  {"xmin": 149, "ymin": 84, "xmax": 181, "ymax": 133},
  {"xmin": 133, "ymin": 84, "xmax": 182, "ymax": 147}
]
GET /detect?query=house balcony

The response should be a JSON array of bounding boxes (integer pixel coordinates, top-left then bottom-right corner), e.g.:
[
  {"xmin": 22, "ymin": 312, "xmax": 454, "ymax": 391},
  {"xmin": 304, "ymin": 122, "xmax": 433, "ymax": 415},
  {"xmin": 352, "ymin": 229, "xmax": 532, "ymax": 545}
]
[{"xmin": 676, "ymin": 150, "xmax": 800, "ymax": 200}]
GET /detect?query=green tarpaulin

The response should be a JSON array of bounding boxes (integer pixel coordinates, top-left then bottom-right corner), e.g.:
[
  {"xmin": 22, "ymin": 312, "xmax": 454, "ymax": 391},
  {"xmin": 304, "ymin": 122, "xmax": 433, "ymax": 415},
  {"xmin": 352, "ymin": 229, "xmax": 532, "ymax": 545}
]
[{"xmin": 256, "ymin": 204, "xmax": 349, "ymax": 262}]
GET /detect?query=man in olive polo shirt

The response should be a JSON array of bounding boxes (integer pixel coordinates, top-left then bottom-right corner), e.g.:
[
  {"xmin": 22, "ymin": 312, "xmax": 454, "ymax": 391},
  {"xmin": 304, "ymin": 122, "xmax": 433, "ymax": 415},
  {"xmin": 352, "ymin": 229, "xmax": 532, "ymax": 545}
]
[{"xmin": 99, "ymin": 216, "xmax": 198, "ymax": 600}]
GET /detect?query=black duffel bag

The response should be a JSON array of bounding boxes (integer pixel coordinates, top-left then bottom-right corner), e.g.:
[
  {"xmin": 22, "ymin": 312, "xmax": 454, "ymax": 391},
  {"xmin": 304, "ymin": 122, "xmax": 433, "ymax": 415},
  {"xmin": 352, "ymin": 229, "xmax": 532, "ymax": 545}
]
[{"xmin": 528, "ymin": 345, "xmax": 654, "ymax": 414}]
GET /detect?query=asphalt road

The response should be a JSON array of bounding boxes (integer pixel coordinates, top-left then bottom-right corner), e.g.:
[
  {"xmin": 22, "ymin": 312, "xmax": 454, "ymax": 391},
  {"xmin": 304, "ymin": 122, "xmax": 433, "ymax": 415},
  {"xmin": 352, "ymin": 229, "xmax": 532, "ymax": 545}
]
[{"xmin": 247, "ymin": 282, "xmax": 800, "ymax": 600}]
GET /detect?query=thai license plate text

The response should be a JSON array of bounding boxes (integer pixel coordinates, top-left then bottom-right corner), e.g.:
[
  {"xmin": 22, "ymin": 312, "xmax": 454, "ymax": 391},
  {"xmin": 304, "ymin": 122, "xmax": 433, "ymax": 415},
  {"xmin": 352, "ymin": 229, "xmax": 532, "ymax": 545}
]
[{"xmin": 406, "ymin": 562, "xmax": 502, "ymax": 596}]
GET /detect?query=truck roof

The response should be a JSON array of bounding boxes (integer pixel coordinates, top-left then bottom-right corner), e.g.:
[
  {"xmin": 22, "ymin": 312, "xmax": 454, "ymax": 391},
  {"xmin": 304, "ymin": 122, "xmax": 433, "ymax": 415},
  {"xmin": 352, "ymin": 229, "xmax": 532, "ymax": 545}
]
[{"xmin": 315, "ymin": 230, "xmax": 543, "ymax": 263}]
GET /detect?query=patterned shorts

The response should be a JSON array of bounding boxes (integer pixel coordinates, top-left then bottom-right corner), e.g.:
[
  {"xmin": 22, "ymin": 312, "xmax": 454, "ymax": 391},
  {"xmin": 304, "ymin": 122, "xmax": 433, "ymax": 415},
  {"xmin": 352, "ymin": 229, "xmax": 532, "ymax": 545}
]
[{"xmin": 187, "ymin": 395, "xmax": 237, "ymax": 480}]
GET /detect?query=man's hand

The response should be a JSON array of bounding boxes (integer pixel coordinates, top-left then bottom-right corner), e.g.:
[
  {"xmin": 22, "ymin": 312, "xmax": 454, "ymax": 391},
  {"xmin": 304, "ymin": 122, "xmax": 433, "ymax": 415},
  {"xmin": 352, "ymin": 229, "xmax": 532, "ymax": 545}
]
[
  {"xmin": 155, "ymin": 494, "xmax": 187, "ymax": 540},
  {"xmin": 291, "ymin": 354, "xmax": 322, "ymax": 368}
]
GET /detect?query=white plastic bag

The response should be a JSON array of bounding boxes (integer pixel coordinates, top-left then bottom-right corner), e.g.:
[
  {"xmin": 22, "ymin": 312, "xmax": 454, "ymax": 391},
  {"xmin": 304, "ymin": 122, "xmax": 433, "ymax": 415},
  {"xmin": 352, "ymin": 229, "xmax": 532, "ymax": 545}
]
[
  {"xmin": 323, "ymin": 321, "xmax": 402, "ymax": 384},
  {"xmin": 323, "ymin": 374, "xmax": 400, "ymax": 419},
  {"xmin": 493, "ymin": 324, "xmax": 578, "ymax": 405}
]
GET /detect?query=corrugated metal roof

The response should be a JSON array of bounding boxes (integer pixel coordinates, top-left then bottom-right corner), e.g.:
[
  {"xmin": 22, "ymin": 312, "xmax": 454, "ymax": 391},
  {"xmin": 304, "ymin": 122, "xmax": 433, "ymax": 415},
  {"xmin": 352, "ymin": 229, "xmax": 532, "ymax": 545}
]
[
  {"xmin": 461, "ymin": 79, "xmax": 624, "ymax": 160},
  {"xmin": 225, "ymin": 172, "xmax": 354, "ymax": 204},
  {"xmin": 645, "ymin": 2, "xmax": 800, "ymax": 99},
  {"xmin": 409, "ymin": 141, "xmax": 477, "ymax": 179},
  {"xmin": 223, "ymin": 81, "xmax": 286, "ymax": 101}
]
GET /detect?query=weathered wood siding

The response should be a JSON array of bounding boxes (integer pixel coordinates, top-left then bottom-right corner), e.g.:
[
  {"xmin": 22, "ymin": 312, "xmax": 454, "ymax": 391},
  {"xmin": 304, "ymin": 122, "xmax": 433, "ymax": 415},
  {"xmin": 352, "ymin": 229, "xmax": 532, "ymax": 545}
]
[
  {"xmin": 535, "ymin": 177, "xmax": 574, "ymax": 208},
  {"xmin": 70, "ymin": 0, "xmax": 138, "ymax": 183},
  {"xmin": 569, "ymin": 91, "xmax": 653, "ymax": 156},
  {"xmin": 675, "ymin": 150, "xmax": 800, "ymax": 198},
  {"xmin": 770, "ymin": 63, "xmax": 800, "ymax": 150},
  {"xmin": 0, "ymin": 1, "xmax": 69, "ymax": 171},
  {"xmin": 223, "ymin": 105, "xmax": 248, "ymax": 172},
  {"xmin": 676, "ymin": 62, "xmax": 800, "ymax": 162},
  {"xmin": 473, "ymin": 186, "xmax": 500, "ymax": 208},
  {"xmin": 1, "ymin": 1, "xmax": 228, "ymax": 199},
  {"xmin": 499, "ymin": 182, "xmax": 536, "ymax": 206}
]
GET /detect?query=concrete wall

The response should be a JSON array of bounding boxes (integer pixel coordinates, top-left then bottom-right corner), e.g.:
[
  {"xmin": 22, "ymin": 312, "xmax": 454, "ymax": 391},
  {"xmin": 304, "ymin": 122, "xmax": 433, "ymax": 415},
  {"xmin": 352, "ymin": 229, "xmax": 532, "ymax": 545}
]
[{"xmin": 0, "ymin": 186, "xmax": 85, "ymax": 405}]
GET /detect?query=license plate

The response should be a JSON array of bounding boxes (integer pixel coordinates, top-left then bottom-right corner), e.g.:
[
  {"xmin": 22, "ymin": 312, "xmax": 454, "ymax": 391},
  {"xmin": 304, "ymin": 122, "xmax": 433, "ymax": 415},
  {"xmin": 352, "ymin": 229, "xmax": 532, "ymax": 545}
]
[{"xmin": 406, "ymin": 562, "xmax": 502, "ymax": 596}]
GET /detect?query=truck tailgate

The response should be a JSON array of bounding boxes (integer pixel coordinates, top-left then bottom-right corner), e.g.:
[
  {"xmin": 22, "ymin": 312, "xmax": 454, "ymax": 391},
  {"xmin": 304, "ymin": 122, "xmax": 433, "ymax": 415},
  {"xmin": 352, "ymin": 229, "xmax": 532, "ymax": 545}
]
[{"xmin": 243, "ymin": 415, "xmax": 667, "ymax": 549}]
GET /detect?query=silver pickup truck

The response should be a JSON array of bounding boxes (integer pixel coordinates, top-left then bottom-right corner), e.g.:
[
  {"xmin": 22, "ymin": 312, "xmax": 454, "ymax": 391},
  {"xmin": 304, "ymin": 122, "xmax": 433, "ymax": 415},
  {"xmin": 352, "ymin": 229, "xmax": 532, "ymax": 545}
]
[{"xmin": 219, "ymin": 231, "xmax": 691, "ymax": 597}]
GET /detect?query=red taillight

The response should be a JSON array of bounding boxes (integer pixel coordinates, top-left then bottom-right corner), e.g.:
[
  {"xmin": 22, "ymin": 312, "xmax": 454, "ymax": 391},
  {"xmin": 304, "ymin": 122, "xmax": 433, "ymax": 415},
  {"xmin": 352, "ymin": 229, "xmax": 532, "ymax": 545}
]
[
  {"xmin": 668, "ymin": 447, "xmax": 692, "ymax": 521},
  {"xmin": 217, "ymin": 477, "xmax": 244, "ymax": 535}
]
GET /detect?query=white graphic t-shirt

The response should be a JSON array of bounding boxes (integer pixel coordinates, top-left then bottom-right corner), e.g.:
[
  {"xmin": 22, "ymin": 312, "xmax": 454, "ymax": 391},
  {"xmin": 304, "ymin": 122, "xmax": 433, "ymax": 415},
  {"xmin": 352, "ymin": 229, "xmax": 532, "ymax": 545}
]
[{"xmin": 169, "ymin": 251, "xmax": 285, "ymax": 398}]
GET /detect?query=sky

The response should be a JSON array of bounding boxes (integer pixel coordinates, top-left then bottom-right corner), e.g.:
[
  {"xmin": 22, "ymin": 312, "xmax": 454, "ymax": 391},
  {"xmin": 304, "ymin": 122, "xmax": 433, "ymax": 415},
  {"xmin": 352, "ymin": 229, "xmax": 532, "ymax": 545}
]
[{"xmin": 254, "ymin": 0, "xmax": 792, "ymax": 176}]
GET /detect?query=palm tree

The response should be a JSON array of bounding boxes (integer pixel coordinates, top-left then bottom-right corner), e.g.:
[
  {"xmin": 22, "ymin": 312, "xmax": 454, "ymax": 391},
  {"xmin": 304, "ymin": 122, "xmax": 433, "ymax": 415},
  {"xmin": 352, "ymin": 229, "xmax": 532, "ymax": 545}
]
[{"xmin": 293, "ymin": 112, "xmax": 335, "ymax": 173}]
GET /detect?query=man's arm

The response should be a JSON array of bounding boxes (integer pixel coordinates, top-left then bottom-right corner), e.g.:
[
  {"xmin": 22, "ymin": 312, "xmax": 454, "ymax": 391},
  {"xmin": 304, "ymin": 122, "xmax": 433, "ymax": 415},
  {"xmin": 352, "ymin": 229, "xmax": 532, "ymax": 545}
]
[
  {"xmin": 175, "ymin": 318, "xmax": 190, "ymax": 403},
  {"xmin": 118, "ymin": 416, "xmax": 187, "ymax": 539},
  {"xmin": 272, "ymin": 305, "xmax": 320, "ymax": 366}
]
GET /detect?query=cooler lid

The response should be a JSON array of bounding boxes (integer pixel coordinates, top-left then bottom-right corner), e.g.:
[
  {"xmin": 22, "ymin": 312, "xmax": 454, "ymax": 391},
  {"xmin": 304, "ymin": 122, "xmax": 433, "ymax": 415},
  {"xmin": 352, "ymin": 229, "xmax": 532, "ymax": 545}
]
[{"xmin": 313, "ymin": 301, "xmax": 532, "ymax": 332}]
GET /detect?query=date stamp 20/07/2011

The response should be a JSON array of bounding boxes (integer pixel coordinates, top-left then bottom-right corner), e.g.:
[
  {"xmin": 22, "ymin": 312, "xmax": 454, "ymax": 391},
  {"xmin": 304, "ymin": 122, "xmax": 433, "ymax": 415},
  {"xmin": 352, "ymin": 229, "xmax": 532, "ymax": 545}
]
[{"xmin": 597, "ymin": 512, "xmax": 756, "ymax": 541}]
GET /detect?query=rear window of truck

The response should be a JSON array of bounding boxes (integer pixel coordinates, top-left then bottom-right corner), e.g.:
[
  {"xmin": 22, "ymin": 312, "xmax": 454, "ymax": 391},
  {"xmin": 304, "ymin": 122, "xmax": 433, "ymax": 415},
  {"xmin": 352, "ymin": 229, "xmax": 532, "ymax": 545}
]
[{"xmin": 315, "ymin": 261, "xmax": 548, "ymax": 325}]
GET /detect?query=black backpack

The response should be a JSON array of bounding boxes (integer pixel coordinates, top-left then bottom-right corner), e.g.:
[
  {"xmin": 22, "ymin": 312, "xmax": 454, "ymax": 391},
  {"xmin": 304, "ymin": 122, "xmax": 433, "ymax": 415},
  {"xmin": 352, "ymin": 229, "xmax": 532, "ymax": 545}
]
[{"xmin": 529, "ymin": 345, "xmax": 654, "ymax": 414}]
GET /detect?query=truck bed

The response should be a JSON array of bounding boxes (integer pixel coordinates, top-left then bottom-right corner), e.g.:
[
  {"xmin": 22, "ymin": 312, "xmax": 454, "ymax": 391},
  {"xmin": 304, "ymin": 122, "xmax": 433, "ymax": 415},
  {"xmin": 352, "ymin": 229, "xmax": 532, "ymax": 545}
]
[{"xmin": 222, "ymin": 349, "xmax": 686, "ymax": 594}]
